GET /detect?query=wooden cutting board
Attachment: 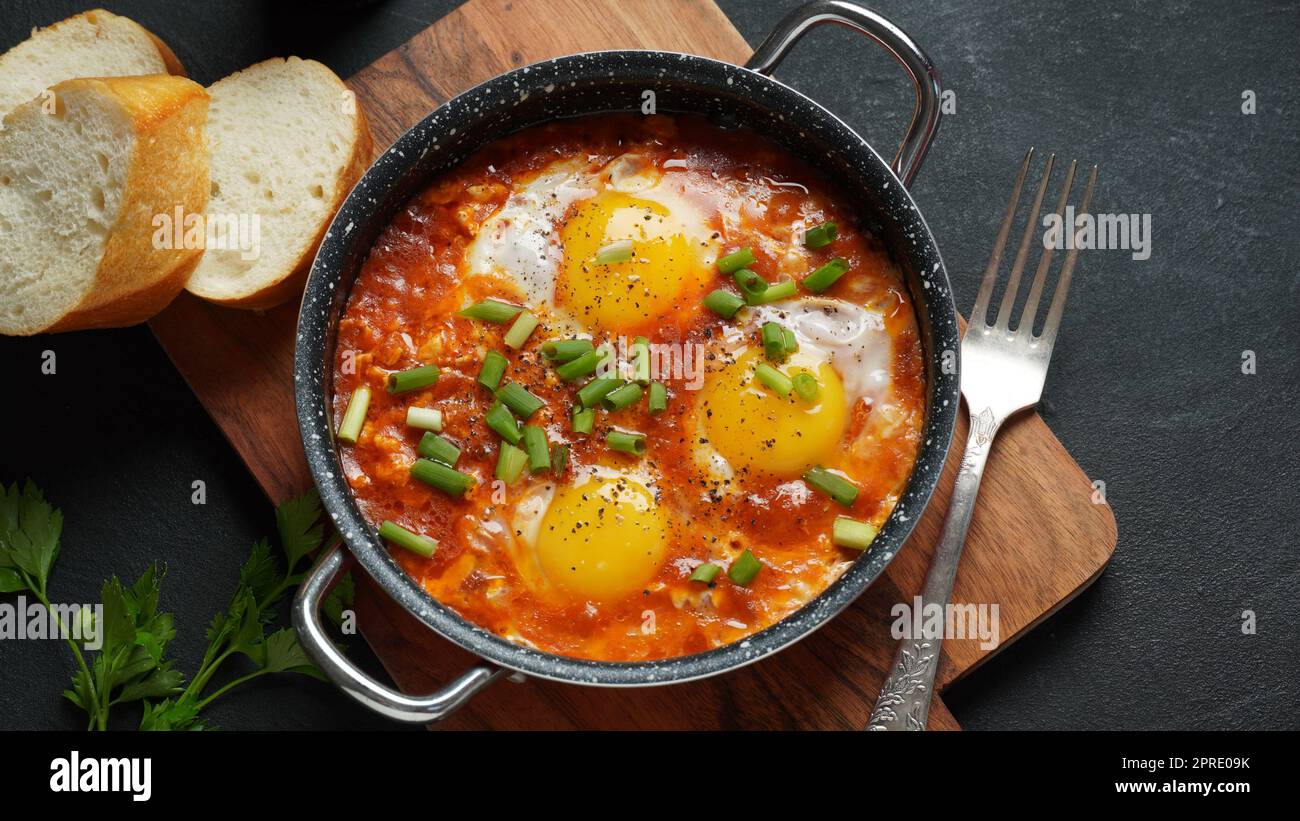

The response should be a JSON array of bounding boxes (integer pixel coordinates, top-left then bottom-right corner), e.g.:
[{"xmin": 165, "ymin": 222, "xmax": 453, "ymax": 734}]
[{"xmin": 150, "ymin": 0, "xmax": 1116, "ymax": 730}]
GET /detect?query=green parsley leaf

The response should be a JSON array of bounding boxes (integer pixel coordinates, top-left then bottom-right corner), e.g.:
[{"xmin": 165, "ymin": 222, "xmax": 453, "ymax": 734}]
[
  {"xmin": 115, "ymin": 664, "xmax": 186, "ymax": 704},
  {"xmin": 238, "ymin": 538, "xmax": 280, "ymax": 605},
  {"xmin": 257, "ymin": 627, "xmax": 325, "ymax": 678},
  {"xmin": 0, "ymin": 480, "xmax": 63, "ymax": 597},
  {"xmin": 274, "ymin": 489, "xmax": 324, "ymax": 573},
  {"xmin": 139, "ymin": 698, "xmax": 205, "ymax": 732}
]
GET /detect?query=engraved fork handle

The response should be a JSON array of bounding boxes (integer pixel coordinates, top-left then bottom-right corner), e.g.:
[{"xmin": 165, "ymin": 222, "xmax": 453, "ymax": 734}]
[{"xmin": 867, "ymin": 406, "xmax": 1001, "ymax": 730}]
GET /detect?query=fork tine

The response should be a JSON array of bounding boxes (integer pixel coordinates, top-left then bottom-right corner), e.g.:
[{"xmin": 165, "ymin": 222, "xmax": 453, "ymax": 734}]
[
  {"xmin": 1039, "ymin": 164, "xmax": 1099, "ymax": 348},
  {"xmin": 993, "ymin": 153, "xmax": 1055, "ymax": 329},
  {"xmin": 1017, "ymin": 159, "xmax": 1078, "ymax": 334},
  {"xmin": 970, "ymin": 147, "xmax": 1034, "ymax": 327}
]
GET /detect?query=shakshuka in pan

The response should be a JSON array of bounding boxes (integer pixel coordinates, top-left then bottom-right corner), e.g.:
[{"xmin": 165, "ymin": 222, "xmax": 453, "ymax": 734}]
[{"xmin": 332, "ymin": 113, "xmax": 926, "ymax": 662}]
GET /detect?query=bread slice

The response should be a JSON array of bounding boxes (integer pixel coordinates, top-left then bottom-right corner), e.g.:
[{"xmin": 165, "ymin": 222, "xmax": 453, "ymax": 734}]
[
  {"xmin": 0, "ymin": 75, "xmax": 209, "ymax": 335},
  {"xmin": 0, "ymin": 9, "xmax": 185, "ymax": 120},
  {"xmin": 185, "ymin": 57, "xmax": 371, "ymax": 309}
]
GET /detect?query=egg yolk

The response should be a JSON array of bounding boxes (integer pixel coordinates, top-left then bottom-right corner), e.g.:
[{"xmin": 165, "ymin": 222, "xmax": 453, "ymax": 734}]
[
  {"xmin": 536, "ymin": 475, "xmax": 668, "ymax": 600},
  {"xmin": 701, "ymin": 348, "xmax": 848, "ymax": 478},
  {"xmin": 558, "ymin": 191, "xmax": 706, "ymax": 332}
]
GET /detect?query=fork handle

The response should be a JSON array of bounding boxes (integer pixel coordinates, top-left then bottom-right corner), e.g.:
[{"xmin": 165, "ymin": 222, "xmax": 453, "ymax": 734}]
[{"xmin": 867, "ymin": 407, "xmax": 1000, "ymax": 730}]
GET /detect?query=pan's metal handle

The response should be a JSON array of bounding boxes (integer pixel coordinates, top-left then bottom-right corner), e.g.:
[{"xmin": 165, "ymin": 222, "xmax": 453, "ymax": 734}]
[
  {"xmin": 292, "ymin": 542, "xmax": 510, "ymax": 724},
  {"xmin": 745, "ymin": 1, "xmax": 942, "ymax": 187}
]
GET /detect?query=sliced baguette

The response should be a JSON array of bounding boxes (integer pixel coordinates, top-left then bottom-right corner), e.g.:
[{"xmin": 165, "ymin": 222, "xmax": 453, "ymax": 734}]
[
  {"xmin": 185, "ymin": 57, "xmax": 372, "ymax": 310},
  {"xmin": 0, "ymin": 75, "xmax": 209, "ymax": 335},
  {"xmin": 0, "ymin": 9, "xmax": 185, "ymax": 120}
]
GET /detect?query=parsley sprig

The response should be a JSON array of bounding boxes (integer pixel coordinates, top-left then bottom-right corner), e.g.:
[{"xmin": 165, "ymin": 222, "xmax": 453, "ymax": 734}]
[{"xmin": 0, "ymin": 480, "xmax": 341, "ymax": 730}]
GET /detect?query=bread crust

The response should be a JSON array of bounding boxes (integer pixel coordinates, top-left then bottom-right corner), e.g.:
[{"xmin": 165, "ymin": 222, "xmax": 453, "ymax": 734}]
[
  {"xmin": 9, "ymin": 75, "xmax": 210, "ymax": 334},
  {"xmin": 0, "ymin": 9, "xmax": 187, "ymax": 97},
  {"xmin": 186, "ymin": 58, "xmax": 374, "ymax": 310}
]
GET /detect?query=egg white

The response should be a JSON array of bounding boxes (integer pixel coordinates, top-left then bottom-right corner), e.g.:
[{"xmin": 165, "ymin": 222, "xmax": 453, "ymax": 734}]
[
  {"xmin": 462, "ymin": 153, "xmax": 718, "ymax": 330},
  {"xmin": 749, "ymin": 297, "xmax": 893, "ymax": 409},
  {"xmin": 463, "ymin": 158, "xmax": 595, "ymax": 308}
]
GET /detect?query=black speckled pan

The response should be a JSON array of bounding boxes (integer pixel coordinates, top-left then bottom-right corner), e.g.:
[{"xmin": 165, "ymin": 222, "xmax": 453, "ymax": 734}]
[{"xmin": 292, "ymin": 1, "xmax": 960, "ymax": 723}]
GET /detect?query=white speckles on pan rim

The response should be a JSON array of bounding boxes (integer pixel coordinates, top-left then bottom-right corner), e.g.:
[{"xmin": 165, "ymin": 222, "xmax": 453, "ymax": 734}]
[{"xmin": 294, "ymin": 50, "xmax": 959, "ymax": 689}]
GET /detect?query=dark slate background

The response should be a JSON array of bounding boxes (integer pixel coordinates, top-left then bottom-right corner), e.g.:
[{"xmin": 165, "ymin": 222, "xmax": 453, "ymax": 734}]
[{"xmin": 1, "ymin": 0, "xmax": 1296, "ymax": 731}]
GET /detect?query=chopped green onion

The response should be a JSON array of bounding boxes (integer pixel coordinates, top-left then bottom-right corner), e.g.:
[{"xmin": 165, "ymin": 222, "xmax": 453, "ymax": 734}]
[
  {"xmin": 728, "ymin": 550, "xmax": 762, "ymax": 586},
  {"xmin": 761, "ymin": 321, "xmax": 787, "ymax": 361},
  {"xmin": 416, "ymin": 432, "xmax": 460, "ymax": 466},
  {"xmin": 703, "ymin": 289, "xmax": 744, "ymax": 318},
  {"xmin": 803, "ymin": 221, "xmax": 838, "ymax": 249},
  {"xmin": 632, "ymin": 336, "xmax": 651, "ymax": 384},
  {"xmin": 379, "ymin": 520, "xmax": 437, "ymax": 558},
  {"xmin": 551, "ymin": 443, "xmax": 570, "ymax": 475},
  {"xmin": 792, "ymin": 372, "xmax": 821, "ymax": 402},
  {"xmin": 503, "ymin": 311, "xmax": 539, "ymax": 349},
  {"xmin": 717, "ymin": 247, "xmax": 755, "ymax": 274},
  {"xmin": 578, "ymin": 376, "xmax": 623, "ymax": 408},
  {"xmin": 733, "ymin": 269, "xmax": 768, "ymax": 304},
  {"xmin": 494, "ymin": 442, "xmax": 528, "ymax": 484},
  {"xmin": 754, "ymin": 362, "xmax": 793, "ymax": 396},
  {"xmin": 606, "ymin": 430, "xmax": 646, "ymax": 456},
  {"xmin": 833, "ymin": 516, "xmax": 879, "ymax": 550},
  {"xmin": 411, "ymin": 458, "xmax": 476, "ymax": 497},
  {"xmin": 782, "ymin": 327, "xmax": 798, "ymax": 354},
  {"xmin": 595, "ymin": 239, "xmax": 634, "ymax": 264},
  {"xmin": 648, "ymin": 381, "xmax": 668, "ymax": 414},
  {"xmin": 405, "ymin": 406, "xmax": 443, "ymax": 432},
  {"xmin": 542, "ymin": 338, "xmax": 594, "ymax": 362},
  {"xmin": 337, "ymin": 386, "xmax": 371, "ymax": 443},
  {"xmin": 521, "ymin": 425, "xmax": 550, "ymax": 472},
  {"xmin": 689, "ymin": 563, "xmax": 721, "ymax": 583},
  {"xmin": 477, "ymin": 350, "xmax": 507, "ymax": 390},
  {"xmin": 495, "ymin": 381, "xmax": 544, "ymax": 419},
  {"xmin": 485, "ymin": 400, "xmax": 522, "ymax": 445},
  {"xmin": 571, "ymin": 406, "xmax": 595, "ymax": 434},
  {"xmin": 555, "ymin": 349, "xmax": 603, "ymax": 381},
  {"xmin": 601, "ymin": 381, "xmax": 643, "ymax": 411},
  {"xmin": 387, "ymin": 364, "xmax": 440, "ymax": 394},
  {"xmin": 803, "ymin": 466, "xmax": 859, "ymax": 506},
  {"xmin": 458, "ymin": 299, "xmax": 522, "ymax": 323},
  {"xmin": 802, "ymin": 257, "xmax": 850, "ymax": 292},
  {"xmin": 752, "ymin": 278, "xmax": 797, "ymax": 304}
]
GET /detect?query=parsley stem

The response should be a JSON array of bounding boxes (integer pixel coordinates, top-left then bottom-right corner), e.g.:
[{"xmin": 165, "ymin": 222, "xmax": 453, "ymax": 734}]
[
  {"xmin": 195, "ymin": 668, "xmax": 274, "ymax": 711},
  {"xmin": 31, "ymin": 584, "xmax": 101, "ymax": 727},
  {"xmin": 185, "ymin": 647, "xmax": 238, "ymax": 701}
]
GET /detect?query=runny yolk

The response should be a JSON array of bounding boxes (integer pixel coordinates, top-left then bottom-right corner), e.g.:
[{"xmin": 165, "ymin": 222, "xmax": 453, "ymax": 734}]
[
  {"xmin": 558, "ymin": 191, "xmax": 706, "ymax": 332},
  {"xmin": 535, "ymin": 474, "xmax": 669, "ymax": 600},
  {"xmin": 701, "ymin": 348, "xmax": 848, "ymax": 478}
]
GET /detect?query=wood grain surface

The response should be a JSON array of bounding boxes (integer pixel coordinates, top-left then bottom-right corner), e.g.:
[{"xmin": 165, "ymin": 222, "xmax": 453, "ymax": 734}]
[{"xmin": 150, "ymin": 0, "xmax": 1116, "ymax": 730}]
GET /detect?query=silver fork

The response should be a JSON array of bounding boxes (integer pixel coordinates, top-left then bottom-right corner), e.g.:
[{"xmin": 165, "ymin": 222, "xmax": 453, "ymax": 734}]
[{"xmin": 867, "ymin": 149, "xmax": 1098, "ymax": 730}]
